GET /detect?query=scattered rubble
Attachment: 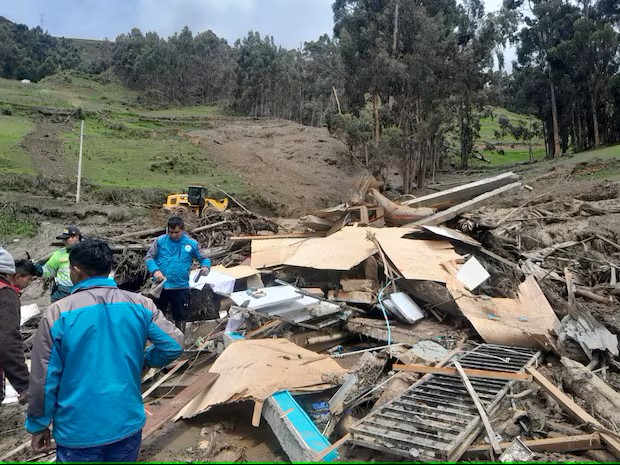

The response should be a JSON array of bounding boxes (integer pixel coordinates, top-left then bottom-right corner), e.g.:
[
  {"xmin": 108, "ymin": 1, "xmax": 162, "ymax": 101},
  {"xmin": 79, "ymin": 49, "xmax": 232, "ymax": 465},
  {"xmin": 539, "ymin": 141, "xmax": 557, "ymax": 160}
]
[{"xmin": 7, "ymin": 169, "xmax": 620, "ymax": 463}]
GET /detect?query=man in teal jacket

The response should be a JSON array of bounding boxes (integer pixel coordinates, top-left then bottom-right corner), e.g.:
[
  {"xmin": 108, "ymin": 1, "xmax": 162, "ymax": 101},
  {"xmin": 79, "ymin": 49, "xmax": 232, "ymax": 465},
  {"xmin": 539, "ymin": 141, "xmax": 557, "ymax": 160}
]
[
  {"xmin": 145, "ymin": 216, "xmax": 211, "ymax": 331},
  {"xmin": 26, "ymin": 238, "xmax": 184, "ymax": 462}
]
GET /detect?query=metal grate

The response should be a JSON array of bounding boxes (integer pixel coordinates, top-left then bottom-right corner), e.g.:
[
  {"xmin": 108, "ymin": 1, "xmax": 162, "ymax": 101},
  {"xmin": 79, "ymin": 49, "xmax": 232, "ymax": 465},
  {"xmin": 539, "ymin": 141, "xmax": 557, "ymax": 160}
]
[{"xmin": 349, "ymin": 344, "xmax": 540, "ymax": 462}]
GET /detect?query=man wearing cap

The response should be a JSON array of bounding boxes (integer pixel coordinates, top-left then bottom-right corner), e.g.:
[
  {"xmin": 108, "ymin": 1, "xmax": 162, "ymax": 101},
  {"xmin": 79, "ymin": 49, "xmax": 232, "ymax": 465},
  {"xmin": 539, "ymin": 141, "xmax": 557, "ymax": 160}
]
[
  {"xmin": 145, "ymin": 216, "xmax": 211, "ymax": 332},
  {"xmin": 0, "ymin": 247, "xmax": 40, "ymax": 404},
  {"xmin": 36, "ymin": 226, "xmax": 82, "ymax": 302}
]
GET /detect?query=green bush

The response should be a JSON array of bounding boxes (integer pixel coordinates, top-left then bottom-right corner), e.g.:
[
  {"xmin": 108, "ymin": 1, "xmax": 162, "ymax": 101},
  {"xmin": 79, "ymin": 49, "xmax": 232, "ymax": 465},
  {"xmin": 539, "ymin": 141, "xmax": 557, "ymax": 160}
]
[
  {"xmin": 0, "ymin": 212, "xmax": 37, "ymax": 238},
  {"xmin": 1, "ymin": 104, "xmax": 13, "ymax": 116}
]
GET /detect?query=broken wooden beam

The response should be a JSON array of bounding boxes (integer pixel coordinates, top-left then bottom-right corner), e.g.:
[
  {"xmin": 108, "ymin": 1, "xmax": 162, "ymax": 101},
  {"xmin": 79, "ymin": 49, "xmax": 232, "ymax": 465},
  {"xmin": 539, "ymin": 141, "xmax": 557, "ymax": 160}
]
[
  {"xmin": 231, "ymin": 232, "xmax": 326, "ymax": 241},
  {"xmin": 312, "ymin": 433, "xmax": 351, "ymax": 462},
  {"xmin": 393, "ymin": 363, "xmax": 533, "ymax": 382},
  {"xmin": 527, "ymin": 367, "xmax": 620, "ymax": 459},
  {"xmin": 453, "ymin": 360, "xmax": 503, "ymax": 456},
  {"xmin": 407, "ymin": 182, "xmax": 523, "ymax": 227},
  {"xmin": 402, "ymin": 172, "xmax": 520, "ymax": 209},
  {"xmin": 113, "ymin": 226, "xmax": 165, "ymax": 241},
  {"xmin": 575, "ymin": 288, "xmax": 613, "ymax": 305},
  {"xmin": 191, "ymin": 220, "xmax": 228, "ymax": 234},
  {"xmin": 464, "ymin": 434, "xmax": 601, "ymax": 457},
  {"xmin": 142, "ymin": 371, "xmax": 219, "ymax": 439}
]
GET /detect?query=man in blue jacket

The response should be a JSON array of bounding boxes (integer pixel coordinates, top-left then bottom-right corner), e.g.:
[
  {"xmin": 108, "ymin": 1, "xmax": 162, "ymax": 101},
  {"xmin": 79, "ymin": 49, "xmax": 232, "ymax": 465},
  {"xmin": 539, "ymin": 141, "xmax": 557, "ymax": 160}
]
[
  {"xmin": 26, "ymin": 239, "xmax": 184, "ymax": 462},
  {"xmin": 145, "ymin": 216, "xmax": 211, "ymax": 331}
]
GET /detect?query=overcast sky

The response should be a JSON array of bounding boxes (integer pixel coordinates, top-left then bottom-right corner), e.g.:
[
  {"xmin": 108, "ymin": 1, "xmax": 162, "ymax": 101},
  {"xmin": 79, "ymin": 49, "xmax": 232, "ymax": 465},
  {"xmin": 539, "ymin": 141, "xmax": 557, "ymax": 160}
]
[{"xmin": 2, "ymin": 0, "xmax": 513, "ymax": 65}]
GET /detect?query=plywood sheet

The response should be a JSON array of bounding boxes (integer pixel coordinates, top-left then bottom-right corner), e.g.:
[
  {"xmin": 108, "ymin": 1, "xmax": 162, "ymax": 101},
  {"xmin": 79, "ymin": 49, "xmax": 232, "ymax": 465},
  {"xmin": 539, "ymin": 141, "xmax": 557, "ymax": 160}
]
[
  {"xmin": 251, "ymin": 226, "xmax": 460, "ymax": 278},
  {"xmin": 374, "ymin": 228, "xmax": 461, "ymax": 283},
  {"xmin": 446, "ymin": 271, "xmax": 561, "ymax": 349},
  {"xmin": 175, "ymin": 339, "xmax": 347, "ymax": 419},
  {"xmin": 251, "ymin": 238, "xmax": 307, "ymax": 268},
  {"xmin": 251, "ymin": 227, "xmax": 379, "ymax": 271},
  {"xmin": 283, "ymin": 227, "xmax": 378, "ymax": 270},
  {"xmin": 212, "ymin": 265, "xmax": 261, "ymax": 279}
]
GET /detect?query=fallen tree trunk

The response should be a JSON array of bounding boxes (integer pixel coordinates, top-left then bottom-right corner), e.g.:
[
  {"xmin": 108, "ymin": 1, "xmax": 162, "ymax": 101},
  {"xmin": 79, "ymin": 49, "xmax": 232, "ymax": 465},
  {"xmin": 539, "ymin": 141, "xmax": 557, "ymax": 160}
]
[
  {"xmin": 371, "ymin": 189, "xmax": 436, "ymax": 226},
  {"xmin": 560, "ymin": 357, "xmax": 620, "ymax": 431}
]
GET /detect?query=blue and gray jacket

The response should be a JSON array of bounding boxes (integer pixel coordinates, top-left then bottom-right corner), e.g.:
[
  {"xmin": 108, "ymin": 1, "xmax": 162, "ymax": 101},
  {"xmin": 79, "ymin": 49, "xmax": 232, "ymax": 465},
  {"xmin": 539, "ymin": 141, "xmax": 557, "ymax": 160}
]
[
  {"xmin": 145, "ymin": 233, "xmax": 211, "ymax": 289},
  {"xmin": 25, "ymin": 277, "xmax": 184, "ymax": 448}
]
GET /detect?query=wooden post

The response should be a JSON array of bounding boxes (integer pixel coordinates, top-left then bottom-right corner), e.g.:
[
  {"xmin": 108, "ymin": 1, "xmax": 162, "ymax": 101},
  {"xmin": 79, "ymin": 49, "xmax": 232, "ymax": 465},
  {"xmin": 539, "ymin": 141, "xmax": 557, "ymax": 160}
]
[
  {"xmin": 453, "ymin": 360, "xmax": 502, "ymax": 456},
  {"xmin": 76, "ymin": 119, "xmax": 84, "ymax": 204},
  {"xmin": 527, "ymin": 367, "xmax": 620, "ymax": 458}
]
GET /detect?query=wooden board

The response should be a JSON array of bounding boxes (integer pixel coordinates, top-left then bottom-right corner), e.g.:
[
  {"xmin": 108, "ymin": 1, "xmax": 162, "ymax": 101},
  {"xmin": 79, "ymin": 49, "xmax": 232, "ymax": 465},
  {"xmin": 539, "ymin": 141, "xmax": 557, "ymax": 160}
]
[
  {"xmin": 142, "ymin": 371, "xmax": 219, "ymax": 439},
  {"xmin": 402, "ymin": 172, "xmax": 519, "ymax": 209},
  {"xmin": 251, "ymin": 227, "xmax": 380, "ymax": 271},
  {"xmin": 174, "ymin": 339, "xmax": 347, "ymax": 420},
  {"xmin": 446, "ymin": 267, "xmax": 561, "ymax": 349},
  {"xmin": 393, "ymin": 363, "xmax": 533, "ymax": 382},
  {"xmin": 212, "ymin": 265, "xmax": 261, "ymax": 280},
  {"xmin": 374, "ymin": 228, "xmax": 461, "ymax": 283},
  {"xmin": 528, "ymin": 367, "xmax": 620, "ymax": 459},
  {"xmin": 346, "ymin": 317, "xmax": 461, "ymax": 345},
  {"xmin": 464, "ymin": 434, "xmax": 602, "ymax": 457},
  {"xmin": 408, "ymin": 182, "xmax": 523, "ymax": 227}
]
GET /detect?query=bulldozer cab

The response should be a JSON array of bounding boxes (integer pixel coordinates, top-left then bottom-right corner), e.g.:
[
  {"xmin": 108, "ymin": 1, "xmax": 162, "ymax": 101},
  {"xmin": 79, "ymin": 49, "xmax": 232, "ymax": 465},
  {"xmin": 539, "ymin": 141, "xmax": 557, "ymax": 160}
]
[{"xmin": 187, "ymin": 185, "xmax": 207, "ymax": 208}]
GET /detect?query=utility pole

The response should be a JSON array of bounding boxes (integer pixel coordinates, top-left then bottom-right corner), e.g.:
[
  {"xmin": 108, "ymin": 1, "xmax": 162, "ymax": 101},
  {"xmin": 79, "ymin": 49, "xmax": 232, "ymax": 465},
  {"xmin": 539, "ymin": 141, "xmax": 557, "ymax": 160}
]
[{"xmin": 76, "ymin": 120, "xmax": 84, "ymax": 203}]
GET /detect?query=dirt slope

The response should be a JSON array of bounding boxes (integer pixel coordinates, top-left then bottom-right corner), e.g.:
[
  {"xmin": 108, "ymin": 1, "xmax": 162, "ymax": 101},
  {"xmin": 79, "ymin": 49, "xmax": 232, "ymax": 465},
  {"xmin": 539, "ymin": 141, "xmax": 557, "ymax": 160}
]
[{"xmin": 185, "ymin": 118, "xmax": 366, "ymax": 215}]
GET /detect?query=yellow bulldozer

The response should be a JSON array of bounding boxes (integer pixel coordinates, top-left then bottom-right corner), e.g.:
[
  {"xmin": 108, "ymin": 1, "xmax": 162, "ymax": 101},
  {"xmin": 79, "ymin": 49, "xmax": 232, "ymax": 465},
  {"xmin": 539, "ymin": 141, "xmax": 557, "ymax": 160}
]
[{"xmin": 163, "ymin": 185, "xmax": 228, "ymax": 216}]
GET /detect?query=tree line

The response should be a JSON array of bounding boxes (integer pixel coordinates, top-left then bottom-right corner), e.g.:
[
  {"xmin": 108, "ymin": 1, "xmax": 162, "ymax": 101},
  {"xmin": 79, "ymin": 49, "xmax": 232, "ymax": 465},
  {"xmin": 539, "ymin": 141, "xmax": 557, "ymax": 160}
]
[
  {"xmin": 1, "ymin": 1, "xmax": 620, "ymax": 189},
  {"xmin": 0, "ymin": 16, "xmax": 80, "ymax": 82}
]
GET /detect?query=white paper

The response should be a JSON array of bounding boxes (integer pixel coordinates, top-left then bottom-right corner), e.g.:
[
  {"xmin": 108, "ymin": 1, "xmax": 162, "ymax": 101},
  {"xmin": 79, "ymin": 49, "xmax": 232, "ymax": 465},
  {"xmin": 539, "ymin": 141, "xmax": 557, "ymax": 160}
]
[{"xmin": 457, "ymin": 257, "xmax": 491, "ymax": 291}]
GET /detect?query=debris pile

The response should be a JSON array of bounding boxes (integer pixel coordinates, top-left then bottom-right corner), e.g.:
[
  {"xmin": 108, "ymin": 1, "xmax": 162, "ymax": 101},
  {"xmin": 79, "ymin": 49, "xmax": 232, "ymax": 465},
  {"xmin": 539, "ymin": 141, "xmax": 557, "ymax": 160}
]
[{"xmin": 8, "ymin": 171, "xmax": 620, "ymax": 463}]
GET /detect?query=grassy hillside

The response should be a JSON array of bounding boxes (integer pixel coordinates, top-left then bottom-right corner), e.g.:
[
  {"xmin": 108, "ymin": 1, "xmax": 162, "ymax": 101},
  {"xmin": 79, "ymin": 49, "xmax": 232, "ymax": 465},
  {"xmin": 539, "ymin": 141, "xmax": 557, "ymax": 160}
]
[
  {"xmin": 473, "ymin": 106, "xmax": 546, "ymax": 166},
  {"xmin": 0, "ymin": 114, "xmax": 34, "ymax": 174},
  {"xmin": 0, "ymin": 72, "xmax": 242, "ymax": 193}
]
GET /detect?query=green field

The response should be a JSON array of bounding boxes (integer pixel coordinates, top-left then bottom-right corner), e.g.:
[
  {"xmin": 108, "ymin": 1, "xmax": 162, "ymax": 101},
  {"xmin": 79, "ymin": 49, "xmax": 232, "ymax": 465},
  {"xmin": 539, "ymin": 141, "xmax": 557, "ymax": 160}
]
[
  {"xmin": 472, "ymin": 106, "xmax": 546, "ymax": 166},
  {"xmin": 61, "ymin": 117, "xmax": 244, "ymax": 191},
  {"xmin": 0, "ymin": 212, "xmax": 37, "ymax": 238},
  {"xmin": 0, "ymin": 114, "xmax": 34, "ymax": 174},
  {"xmin": 0, "ymin": 72, "xmax": 244, "ymax": 194}
]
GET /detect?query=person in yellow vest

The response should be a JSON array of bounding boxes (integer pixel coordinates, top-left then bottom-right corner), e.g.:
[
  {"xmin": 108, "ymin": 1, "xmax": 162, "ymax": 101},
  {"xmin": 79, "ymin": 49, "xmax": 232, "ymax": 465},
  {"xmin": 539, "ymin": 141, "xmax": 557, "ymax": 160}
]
[{"xmin": 35, "ymin": 226, "xmax": 82, "ymax": 302}]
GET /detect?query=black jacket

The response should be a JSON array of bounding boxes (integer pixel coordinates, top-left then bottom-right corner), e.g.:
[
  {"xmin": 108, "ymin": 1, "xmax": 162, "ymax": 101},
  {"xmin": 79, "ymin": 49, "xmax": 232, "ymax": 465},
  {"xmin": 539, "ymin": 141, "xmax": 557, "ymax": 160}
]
[{"xmin": 0, "ymin": 278, "xmax": 29, "ymax": 394}]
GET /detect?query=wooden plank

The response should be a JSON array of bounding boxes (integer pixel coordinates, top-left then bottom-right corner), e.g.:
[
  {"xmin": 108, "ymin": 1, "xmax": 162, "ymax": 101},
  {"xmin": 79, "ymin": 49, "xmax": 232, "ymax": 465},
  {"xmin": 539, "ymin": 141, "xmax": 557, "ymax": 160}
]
[
  {"xmin": 401, "ymin": 172, "xmax": 519, "ymax": 209},
  {"xmin": 453, "ymin": 360, "xmax": 502, "ymax": 456},
  {"xmin": 565, "ymin": 267, "xmax": 577, "ymax": 310},
  {"xmin": 142, "ymin": 349, "xmax": 216, "ymax": 399},
  {"xmin": 113, "ymin": 227, "xmax": 165, "ymax": 241},
  {"xmin": 393, "ymin": 363, "xmax": 532, "ymax": 382},
  {"xmin": 464, "ymin": 434, "xmax": 602, "ymax": 457},
  {"xmin": 312, "ymin": 433, "xmax": 351, "ymax": 462},
  {"xmin": 245, "ymin": 319, "xmax": 282, "ymax": 339},
  {"xmin": 527, "ymin": 367, "xmax": 620, "ymax": 459},
  {"xmin": 191, "ymin": 220, "xmax": 228, "ymax": 234},
  {"xmin": 407, "ymin": 182, "xmax": 523, "ymax": 227},
  {"xmin": 142, "ymin": 371, "xmax": 219, "ymax": 438},
  {"xmin": 252, "ymin": 399, "xmax": 265, "ymax": 427},
  {"xmin": 232, "ymin": 232, "xmax": 326, "ymax": 241}
]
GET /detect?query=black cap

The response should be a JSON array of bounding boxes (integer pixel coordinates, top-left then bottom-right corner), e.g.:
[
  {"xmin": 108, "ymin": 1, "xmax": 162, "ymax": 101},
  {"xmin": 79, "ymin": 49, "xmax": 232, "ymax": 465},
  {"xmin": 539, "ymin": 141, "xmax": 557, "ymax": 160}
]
[{"xmin": 56, "ymin": 226, "xmax": 82, "ymax": 240}]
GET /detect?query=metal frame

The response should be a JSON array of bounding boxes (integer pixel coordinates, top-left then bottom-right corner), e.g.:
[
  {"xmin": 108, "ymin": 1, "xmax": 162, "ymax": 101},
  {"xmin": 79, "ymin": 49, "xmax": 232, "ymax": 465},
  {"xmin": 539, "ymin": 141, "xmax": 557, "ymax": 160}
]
[{"xmin": 349, "ymin": 344, "xmax": 541, "ymax": 461}]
